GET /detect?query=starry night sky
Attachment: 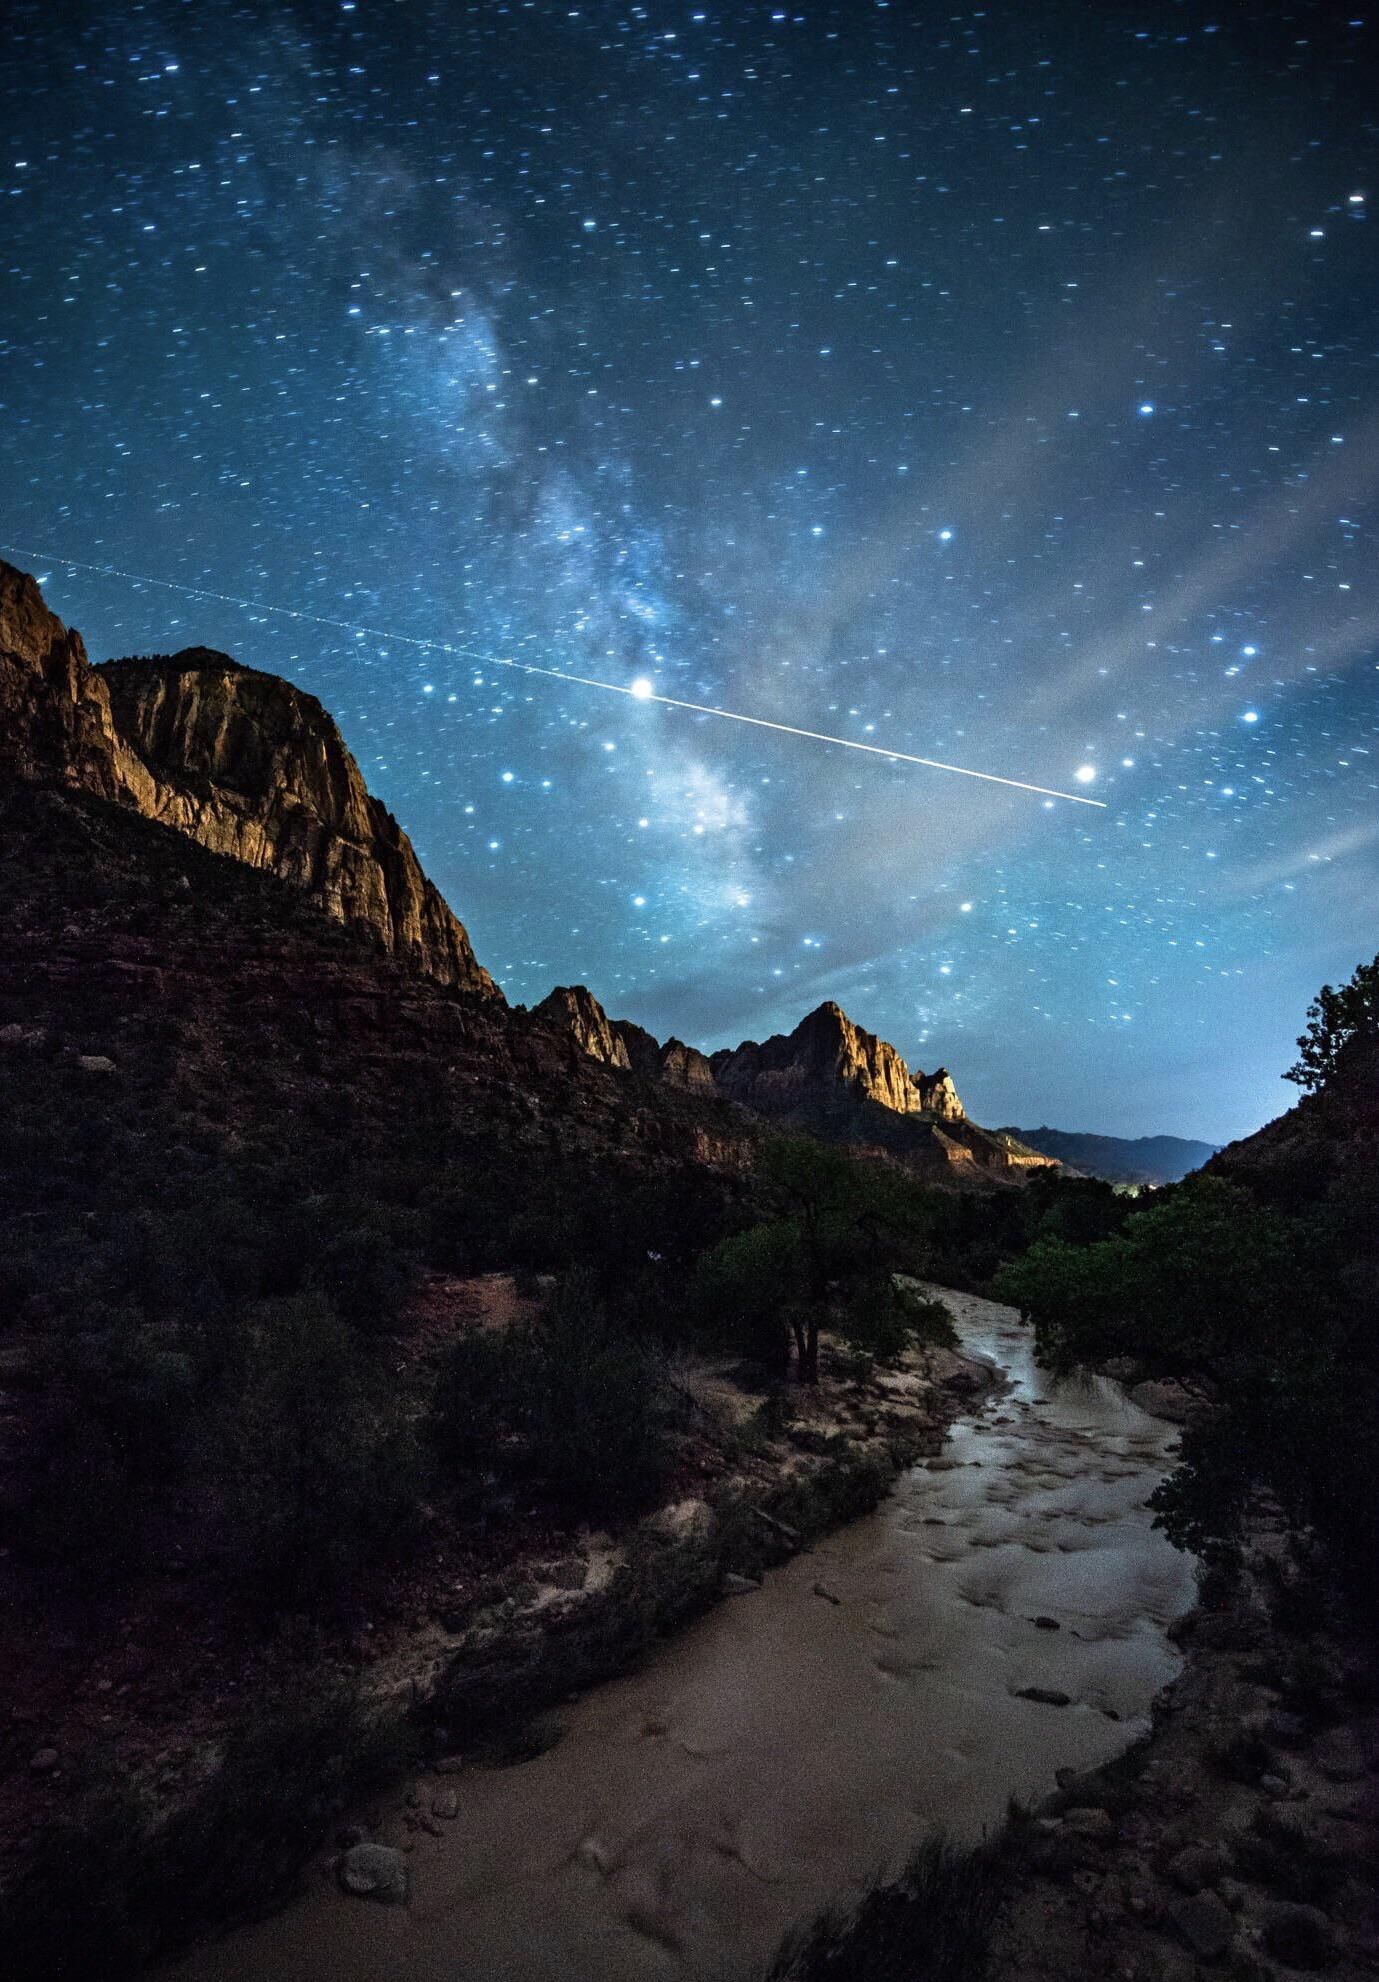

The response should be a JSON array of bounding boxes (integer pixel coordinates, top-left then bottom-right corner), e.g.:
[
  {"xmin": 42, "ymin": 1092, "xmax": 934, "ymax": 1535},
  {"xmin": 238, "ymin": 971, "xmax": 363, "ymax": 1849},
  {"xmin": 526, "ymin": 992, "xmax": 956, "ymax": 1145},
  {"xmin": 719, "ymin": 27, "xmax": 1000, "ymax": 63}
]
[{"xmin": 4, "ymin": 2, "xmax": 1377, "ymax": 1142}]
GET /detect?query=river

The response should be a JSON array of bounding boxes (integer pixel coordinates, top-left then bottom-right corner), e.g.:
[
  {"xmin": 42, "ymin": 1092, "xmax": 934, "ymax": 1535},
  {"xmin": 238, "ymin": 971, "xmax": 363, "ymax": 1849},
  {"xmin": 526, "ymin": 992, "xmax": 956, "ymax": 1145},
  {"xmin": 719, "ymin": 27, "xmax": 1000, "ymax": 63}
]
[{"xmin": 174, "ymin": 1288, "xmax": 1197, "ymax": 1982}]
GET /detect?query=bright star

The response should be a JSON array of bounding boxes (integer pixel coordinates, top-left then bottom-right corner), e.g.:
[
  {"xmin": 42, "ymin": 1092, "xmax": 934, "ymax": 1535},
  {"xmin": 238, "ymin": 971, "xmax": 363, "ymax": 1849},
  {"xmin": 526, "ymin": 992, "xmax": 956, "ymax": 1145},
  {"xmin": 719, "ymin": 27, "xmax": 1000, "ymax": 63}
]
[
  {"xmin": 1074, "ymin": 765, "xmax": 1097, "ymax": 784},
  {"xmin": 629, "ymin": 676, "xmax": 655, "ymax": 700}
]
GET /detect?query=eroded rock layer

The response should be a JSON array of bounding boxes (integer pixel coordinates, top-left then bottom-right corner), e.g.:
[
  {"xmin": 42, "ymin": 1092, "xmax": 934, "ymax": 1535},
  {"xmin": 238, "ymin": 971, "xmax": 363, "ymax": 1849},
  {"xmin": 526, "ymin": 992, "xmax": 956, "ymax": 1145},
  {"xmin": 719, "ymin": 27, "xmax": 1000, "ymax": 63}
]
[
  {"xmin": 100, "ymin": 652, "xmax": 497, "ymax": 997},
  {"xmin": 0, "ymin": 561, "xmax": 497, "ymax": 997},
  {"xmin": 532, "ymin": 983, "xmax": 1056, "ymax": 1179}
]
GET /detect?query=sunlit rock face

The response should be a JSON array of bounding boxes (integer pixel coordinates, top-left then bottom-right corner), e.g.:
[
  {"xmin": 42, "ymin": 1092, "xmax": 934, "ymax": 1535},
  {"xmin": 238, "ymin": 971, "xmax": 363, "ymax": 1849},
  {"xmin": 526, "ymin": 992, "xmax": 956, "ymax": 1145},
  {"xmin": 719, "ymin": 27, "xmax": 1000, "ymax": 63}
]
[
  {"xmin": 511, "ymin": 979, "xmax": 1056, "ymax": 1180},
  {"xmin": 100, "ymin": 651, "xmax": 499, "ymax": 997},
  {"xmin": 533, "ymin": 984, "xmax": 633, "ymax": 1069},
  {"xmin": 0, "ymin": 559, "xmax": 499, "ymax": 998},
  {"xmin": 657, "ymin": 1037, "xmax": 718, "ymax": 1091},
  {"xmin": 914, "ymin": 1067, "xmax": 965, "ymax": 1120},
  {"xmin": 0, "ymin": 562, "xmax": 129, "ymax": 802},
  {"xmin": 711, "ymin": 1000, "xmax": 964, "ymax": 1120}
]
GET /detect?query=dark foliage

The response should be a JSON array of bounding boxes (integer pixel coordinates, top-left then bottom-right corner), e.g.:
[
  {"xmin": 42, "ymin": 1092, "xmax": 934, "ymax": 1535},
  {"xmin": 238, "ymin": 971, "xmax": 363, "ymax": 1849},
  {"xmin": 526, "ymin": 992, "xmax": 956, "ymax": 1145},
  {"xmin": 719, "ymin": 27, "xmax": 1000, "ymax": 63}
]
[
  {"xmin": 431, "ymin": 1273, "xmax": 685, "ymax": 1513},
  {"xmin": 0, "ymin": 1676, "xmax": 412, "ymax": 1981},
  {"xmin": 993, "ymin": 952, "xmax": 1379, "ymax": 1610},
  {"xmin": 1284, "ymin": 949, "xmax": 1379, "ymax": 1092},
  {"xmin": 770, "ymin": 1832, "xmax": 1006, "ymax": 1982}
]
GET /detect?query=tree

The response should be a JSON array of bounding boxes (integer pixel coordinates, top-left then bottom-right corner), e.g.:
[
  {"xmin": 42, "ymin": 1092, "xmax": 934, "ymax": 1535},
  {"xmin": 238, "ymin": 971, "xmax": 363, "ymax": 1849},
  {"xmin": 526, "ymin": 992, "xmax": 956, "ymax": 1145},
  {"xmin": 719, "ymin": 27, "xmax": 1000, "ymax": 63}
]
[
  {"xmin": 1284, "ymin": 951, "xmax": 1379, "ymax": 1092},
  {"xmin": 696, "ymin": 1136, "xmax": 930, "ymax": 1384}
]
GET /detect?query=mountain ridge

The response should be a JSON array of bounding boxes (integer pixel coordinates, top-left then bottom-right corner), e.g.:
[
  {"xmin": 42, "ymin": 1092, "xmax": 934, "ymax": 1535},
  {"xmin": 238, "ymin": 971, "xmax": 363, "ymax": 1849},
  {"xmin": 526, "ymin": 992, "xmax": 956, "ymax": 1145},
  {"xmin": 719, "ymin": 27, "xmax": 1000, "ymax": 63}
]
[
  {"xmin": 534, "ymin": 986, "xmax": 1054, "ymax": 1180},
  {"xmin": 1, "ymin": 557, "xmax": 1045, "ymax": 1183},
  {"xmin": 1001, "ymin": 1125, "xmax": 1220, "ymax": 1186}
]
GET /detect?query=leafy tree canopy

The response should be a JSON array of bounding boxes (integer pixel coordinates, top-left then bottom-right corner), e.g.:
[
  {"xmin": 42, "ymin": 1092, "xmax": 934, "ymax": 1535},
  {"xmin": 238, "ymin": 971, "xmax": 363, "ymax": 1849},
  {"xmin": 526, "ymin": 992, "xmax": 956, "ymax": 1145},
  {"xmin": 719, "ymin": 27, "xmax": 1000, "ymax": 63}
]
[{"xmin": 1284, "ymin": 950, "xmax": 1379, "ymax": 1092}]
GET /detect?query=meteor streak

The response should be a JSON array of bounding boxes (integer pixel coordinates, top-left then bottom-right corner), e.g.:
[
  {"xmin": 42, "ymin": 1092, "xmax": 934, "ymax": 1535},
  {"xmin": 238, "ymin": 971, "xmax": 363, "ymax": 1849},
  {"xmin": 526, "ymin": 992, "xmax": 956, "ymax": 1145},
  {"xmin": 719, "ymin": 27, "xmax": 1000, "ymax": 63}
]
[{"xmin": 3, "ymin": 546, "xmax": 1108, "ymax": 807}]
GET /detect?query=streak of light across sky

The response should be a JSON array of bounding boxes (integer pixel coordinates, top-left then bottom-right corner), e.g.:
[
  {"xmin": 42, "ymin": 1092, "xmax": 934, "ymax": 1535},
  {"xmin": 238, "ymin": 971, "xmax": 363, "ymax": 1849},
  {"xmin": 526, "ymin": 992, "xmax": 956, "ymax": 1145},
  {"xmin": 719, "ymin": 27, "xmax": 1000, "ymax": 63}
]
[{"xmin": 2, "ymin": 547, "xmax": 1107, "ymax": 808}]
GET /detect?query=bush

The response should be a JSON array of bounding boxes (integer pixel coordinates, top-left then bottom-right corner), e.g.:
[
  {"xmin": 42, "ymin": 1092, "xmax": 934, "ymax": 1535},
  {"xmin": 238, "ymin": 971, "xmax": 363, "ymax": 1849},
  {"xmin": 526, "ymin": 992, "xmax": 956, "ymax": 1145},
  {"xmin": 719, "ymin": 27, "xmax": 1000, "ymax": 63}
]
[
  {"xmin": 770, "ymin": 1832, "xmax": 1005, "ymax": 1982},
  {"xmin": 0, "ymin": 1675, "xmax": 411, "ymax": 1980},
  {"xmin": 431, "ymin": 1275, "xmax": 682, "ymax": 1514},
  {"xmin": 993, "ymin": 1175, "xmax": 1307, "ymax": 1375},
  {"xmin": 691, "ymin": 1222, "xmax": 802, "ymax": 1372},
  {"xmin": 18, "ymin": 1307, "xmax": 198, "ymax": 1573},
  {"xmin": 212, "ymin": 1292, "xmax": 425, "ymax": 1603}
]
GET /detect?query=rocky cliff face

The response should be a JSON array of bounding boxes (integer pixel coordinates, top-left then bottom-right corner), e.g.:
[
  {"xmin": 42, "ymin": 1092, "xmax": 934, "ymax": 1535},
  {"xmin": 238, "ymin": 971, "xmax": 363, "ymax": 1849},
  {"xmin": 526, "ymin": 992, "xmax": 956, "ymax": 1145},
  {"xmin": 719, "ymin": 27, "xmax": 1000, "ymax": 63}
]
[
  {"xmin": 711, "ymin": 1001, "xmax": 924, "ymax": 1115},
  {"xmin": 658, "ymin": 1037, "xmax": 718, "ymax": 1091},
  {"xmin": 610, "ymin": 1019, "xmax": 716, "ymax": 1091},
  {"xmin": 533, "ymin": 982, "xmax": 1052, "ymax": 1179},
  {"xmin": 532, "ymin": 985, "xmax": 633, "ymax": 1069},
  {"xmin": 913, "ymin": 1068, "xmax": 964, "ymax": 1120},
  {"xmin": 0, "ymin": 561, "xmax": 498, "ymax": 998},
  {"xmin": 100, "ymin": 652, "xmax": 497, "ymax": 997},
  {"xmin": 709, "ymin": 1001, "xmax": 967, "ymax": 1121},
  {"xmin": 0, "ymin": 563, "xmax": 129, "ymax": 802}
]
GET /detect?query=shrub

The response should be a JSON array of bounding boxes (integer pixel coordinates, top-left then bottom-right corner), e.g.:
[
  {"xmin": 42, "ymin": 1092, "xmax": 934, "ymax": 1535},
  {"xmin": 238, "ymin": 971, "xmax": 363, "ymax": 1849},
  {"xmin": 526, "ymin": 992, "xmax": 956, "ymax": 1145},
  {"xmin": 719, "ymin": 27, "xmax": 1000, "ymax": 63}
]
[
  {"xmin": 211, "ymin": 1292, "xmax": 425, "ymax": 1603},
  {"xmin": 431, "ymin": 1275, "xmax": 681, "ymax": 1514},
  {"xmin": 0, "ymin": 1675, "xmax": 411, "ymax": 1980},
  {"xmin": 770, "ymin": 1832, "xmax": 1005, "ymax": 1982},
  {"xmin": 691, "ymin": 1221, "xmax": 802, "ymax": 1372}
]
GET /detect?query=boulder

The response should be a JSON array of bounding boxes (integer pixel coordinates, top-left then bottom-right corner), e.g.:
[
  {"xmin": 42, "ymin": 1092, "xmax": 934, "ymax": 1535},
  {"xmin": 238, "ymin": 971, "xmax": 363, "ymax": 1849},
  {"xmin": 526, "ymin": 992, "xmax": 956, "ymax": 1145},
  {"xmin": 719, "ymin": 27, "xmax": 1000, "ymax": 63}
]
[
  {"xmin": 338, "ymin": 1842, "xmax": 409, "ymax": 1903},
  {"xmin": 1165, "ymin": 1842, "xmax": 1233, "ymax": 1894},
  {"xmin": 1167, "ymin": 1889, "xmax": 1235, "ymax": 1959},
  {"xmin": 1262, "ymin": 1902, "xmax": 1339, "ymax": 1970}
]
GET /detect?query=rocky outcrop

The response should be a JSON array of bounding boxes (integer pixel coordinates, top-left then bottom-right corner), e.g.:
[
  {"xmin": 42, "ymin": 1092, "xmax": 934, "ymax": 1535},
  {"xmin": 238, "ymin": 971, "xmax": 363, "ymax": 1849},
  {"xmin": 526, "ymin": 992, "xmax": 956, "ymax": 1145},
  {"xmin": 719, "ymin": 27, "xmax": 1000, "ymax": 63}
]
[
  {"xmin": 711, "ymin": 1001, "xmax": 926, "ymax": 1116},
  {"xmin": 532, "ymin": 985, "xmax": 632, "ymax": 1069},
  {"xmin": 710, "ymin": 1002, "xmax": 969, "ymax": 1124},
  {"xmin": 100, "ymin": 652, "xmax": 498, "ymax": 997},
  {"xmin": 913, "ymin": 1067, "xmax": 964, "ymax": 1120},
  {"xmin": 0, "ymin": 563, "xmax": 129, "ymax": 802},
  {"xmin": 610, "ymin": 1018, "xmax": 715, "ymax": 1091},
  {"xmin": 658, "ymin": 1037, "xmax": 717, "ymax": 1091},
  {"xmin": 609, "ymin": 1017, "xmax": 663, "ymax": 1079},
  {"xmin": 0, "ymin": 561, "xmax": 498, "ymax": 998},
  {"xmin": 535, "ymin": 982, "xmax": 1053, "ymax": 1181}
]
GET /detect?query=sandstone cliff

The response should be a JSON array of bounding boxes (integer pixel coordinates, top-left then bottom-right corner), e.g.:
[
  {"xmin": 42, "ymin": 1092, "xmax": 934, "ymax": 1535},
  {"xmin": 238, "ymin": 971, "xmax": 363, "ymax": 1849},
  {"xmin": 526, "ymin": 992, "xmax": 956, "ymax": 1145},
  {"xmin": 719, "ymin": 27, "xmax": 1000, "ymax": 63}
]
[
  {"xmin": 0, "ymin": 561, "xmax": 498, "ymax": 998},
  {"xmin": 710, "ymin": 1000, "xmax": 966, "ymax": 1121},
  {"xmin": 0, "ymin": 563, "xmax": 129, "ymax": 802},
  {"xmin": 914, "ymin": 1068, "xmax": 964, "ymax": 1121},
  {"xmin": 658, "ymin": 1036, "xmax": 718, "ymax": 1091},
  {"xmin": 711, "ymin": 1000, "xmax": 922, "ymax": 1115},
  {"xmin": 611, "ymin": 1019, "xmax": 716, "ymax": 1091},
  {"xmin": 532, "ymin": 985, "xmax": 633, "ymax": 1069},
  {"xmin": 100, "ymin": 651, "xmax": 497, "ymax": 997},
  {"xmin": 533, "ymin": 982, "xmax": 1055, "ymax": 1180}
]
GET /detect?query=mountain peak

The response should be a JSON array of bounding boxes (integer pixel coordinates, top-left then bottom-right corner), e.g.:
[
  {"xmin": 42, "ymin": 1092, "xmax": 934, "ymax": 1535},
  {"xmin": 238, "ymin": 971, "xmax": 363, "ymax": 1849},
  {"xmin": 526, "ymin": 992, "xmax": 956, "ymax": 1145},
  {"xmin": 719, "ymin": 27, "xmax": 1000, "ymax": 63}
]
[
  {"xmin": 0, "ymin": 560, "xmax": 499, "ymax": 998},
  {"xmin": 0, "ymin": 562, "xmax": 72, "ymax": 670}
]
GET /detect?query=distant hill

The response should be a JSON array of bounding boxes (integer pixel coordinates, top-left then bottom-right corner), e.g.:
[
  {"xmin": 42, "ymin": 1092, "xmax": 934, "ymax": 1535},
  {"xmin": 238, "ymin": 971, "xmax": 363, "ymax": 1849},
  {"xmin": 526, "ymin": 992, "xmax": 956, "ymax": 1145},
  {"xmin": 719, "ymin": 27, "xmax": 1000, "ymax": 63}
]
[{"xmin": 1000, "ymin": 1126, "xmax": 1219, "ymax": 1186}]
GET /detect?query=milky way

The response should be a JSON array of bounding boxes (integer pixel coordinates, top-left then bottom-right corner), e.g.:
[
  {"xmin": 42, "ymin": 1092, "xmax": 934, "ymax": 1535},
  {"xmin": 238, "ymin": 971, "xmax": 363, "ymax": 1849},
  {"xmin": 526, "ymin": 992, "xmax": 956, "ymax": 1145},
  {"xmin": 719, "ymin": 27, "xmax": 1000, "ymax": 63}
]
[{"xmin": 3, "ymin": 2, "xmax": 1377, "ymax": 1138}]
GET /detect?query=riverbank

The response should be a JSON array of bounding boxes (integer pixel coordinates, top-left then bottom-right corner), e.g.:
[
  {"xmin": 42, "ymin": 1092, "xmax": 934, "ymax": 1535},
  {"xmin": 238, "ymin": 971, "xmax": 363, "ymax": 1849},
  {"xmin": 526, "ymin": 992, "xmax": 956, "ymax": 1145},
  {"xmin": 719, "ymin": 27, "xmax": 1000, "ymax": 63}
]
[
  {"xmin": 780, "ymin": 1508, "xmax": 1379, "ymax": 1982},
  {"xmin": 979, "ymin": 1544, "xmax": 1379, "ymax": 1981},
  {"xmin": 166, "ymin": 1288, "xmax": 1199, "ymax": 1982},
  {"xmin": 1, "ymin": 1278, "xmax": 996, "ymax": 1979}
]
